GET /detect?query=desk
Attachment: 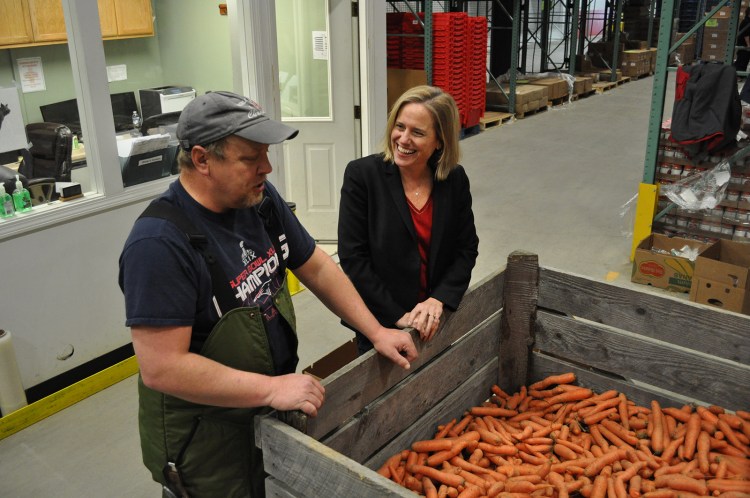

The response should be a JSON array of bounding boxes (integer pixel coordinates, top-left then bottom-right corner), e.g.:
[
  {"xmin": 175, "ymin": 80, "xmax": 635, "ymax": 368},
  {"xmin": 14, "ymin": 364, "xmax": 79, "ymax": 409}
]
[{"xmin": 71, "ymin": 145, "xmax": 86, "ymax": 165}]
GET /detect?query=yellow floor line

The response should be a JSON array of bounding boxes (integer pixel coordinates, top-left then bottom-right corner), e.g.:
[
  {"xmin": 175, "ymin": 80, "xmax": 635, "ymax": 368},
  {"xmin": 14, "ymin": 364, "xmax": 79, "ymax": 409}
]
[{"xmin": 0, "ymin": 356, "xmax": 139, "ymax": 441}]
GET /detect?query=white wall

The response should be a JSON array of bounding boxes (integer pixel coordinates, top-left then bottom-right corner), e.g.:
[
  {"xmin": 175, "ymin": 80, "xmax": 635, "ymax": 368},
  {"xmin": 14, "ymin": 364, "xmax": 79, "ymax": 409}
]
[{"xmin": 0, "ymin": 200, "xmax": 149, "ymax": 388}]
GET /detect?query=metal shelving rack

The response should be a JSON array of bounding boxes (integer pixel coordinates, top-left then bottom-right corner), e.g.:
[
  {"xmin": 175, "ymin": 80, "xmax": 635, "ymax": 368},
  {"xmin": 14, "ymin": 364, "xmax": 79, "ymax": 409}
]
[{"xmin": 630, "ymin": 0, "xmax": 743, "ymax": 256}]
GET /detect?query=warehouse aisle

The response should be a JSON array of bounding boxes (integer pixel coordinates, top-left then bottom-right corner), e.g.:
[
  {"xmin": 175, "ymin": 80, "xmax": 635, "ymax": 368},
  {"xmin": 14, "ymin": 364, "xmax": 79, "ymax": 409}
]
[{"xmin": 0, "ymin": 76, "xmax": 678, "ymax": 497}]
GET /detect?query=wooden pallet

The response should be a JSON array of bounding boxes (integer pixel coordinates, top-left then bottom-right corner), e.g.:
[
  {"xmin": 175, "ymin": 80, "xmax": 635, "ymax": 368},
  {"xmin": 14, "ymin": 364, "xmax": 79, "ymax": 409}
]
[
  {"xmin": 571, "ymin": 89, "xmax": 596, "ymax": 101},
  {"xmin": 547, "ymin": 96, "xmax": 569, "ymax": 107},
  {"xmin": 479, "ymin": 111, "xmax": 514, "ymax": 130},
  {"xmin": 616, "ymin": 76, "xmax": 631, "ymax": 85},
  {"xmin": 592, "ymin": 81, "xmax": 618, "ymax": 93},
  {"xmin": 515, "ymin": 105, "xmax": 548, "ymax": 119},
  {"xmin": 625, "ymin": 72, "xmax": 653, "ymax": 81}
]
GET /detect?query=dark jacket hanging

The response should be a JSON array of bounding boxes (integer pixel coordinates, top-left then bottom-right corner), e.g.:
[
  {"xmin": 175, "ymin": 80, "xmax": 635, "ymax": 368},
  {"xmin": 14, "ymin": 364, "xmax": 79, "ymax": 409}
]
[{"xmin": 670, "ymin": 62, "xmax": 741, "ymax": 157}]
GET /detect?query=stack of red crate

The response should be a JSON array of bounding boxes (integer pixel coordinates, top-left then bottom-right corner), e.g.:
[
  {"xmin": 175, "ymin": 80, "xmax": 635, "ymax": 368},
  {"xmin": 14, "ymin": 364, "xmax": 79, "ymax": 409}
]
[
  {"xmin": 432, "ymin": 12, "xmax": 468, "ymax": 126},
  {"xmin": 463, "ymin": 16, "xmax": 487, "ymax": 128},
  {"xmin": 386, "ymin": 12, "xmax": 405, "ymax": 68},
  {"xmin": 400, "ymin": 12, "xmax": 425, "ymax": 70}
]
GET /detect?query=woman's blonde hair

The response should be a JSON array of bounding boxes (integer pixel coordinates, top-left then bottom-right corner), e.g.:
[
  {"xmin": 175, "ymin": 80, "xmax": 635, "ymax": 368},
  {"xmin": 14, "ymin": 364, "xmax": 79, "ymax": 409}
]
[{"xmin": 380, "ymin": 85, "xmax": 461, "ymax": 181}]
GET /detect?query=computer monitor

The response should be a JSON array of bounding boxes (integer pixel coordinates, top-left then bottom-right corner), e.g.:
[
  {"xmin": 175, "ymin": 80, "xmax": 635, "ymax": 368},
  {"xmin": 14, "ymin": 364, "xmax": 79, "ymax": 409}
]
[
  {"xmin": 39, "ymin": 91, "xmax": 141, "ymax": 137},
  {"xmin": 39, "ymin": 99, "xmax": 82, "ymax": 138},
  {"xmin": 110, "ymin": 91, "xmax": 139, "ymax": 132}
]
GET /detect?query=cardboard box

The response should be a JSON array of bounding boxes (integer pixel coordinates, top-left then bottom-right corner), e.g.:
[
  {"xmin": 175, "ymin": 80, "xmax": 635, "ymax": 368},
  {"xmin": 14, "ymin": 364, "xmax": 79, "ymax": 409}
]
[
  {"xmin": 486, "ymin": 83, "xmax": 548, "ymax": 107},
  {"xmin": 689, "ymin": 239, "xmax": 750, "ymax": 314},
  {"xmin": 302, "ymin": 338, "xmax": 358, "ymax": 380},
  {"xmin": 632, "ymin": 234, "xmax": 712, "ymax": 292},
  {"xmin": 573, "ymin": 76, "xmax": 593, "ymax": 94},
  {"xmin": 531, "ymin": 77, "xmax": 569, "ymax": 100},
  {"xmin": 387, "ymin": 68, "xmax": 427, "ymax": 111}
]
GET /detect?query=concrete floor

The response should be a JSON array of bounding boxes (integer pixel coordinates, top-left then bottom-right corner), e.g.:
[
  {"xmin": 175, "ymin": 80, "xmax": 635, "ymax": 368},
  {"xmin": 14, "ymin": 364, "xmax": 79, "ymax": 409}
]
[{"xmin": 0, "ymin": 75, "xmax": 684, "ymax": 497}]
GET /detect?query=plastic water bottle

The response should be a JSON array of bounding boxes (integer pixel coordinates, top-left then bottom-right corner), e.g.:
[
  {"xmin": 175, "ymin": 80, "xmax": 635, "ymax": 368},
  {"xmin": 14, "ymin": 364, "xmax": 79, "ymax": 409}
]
[{"xmin": 132, "ymin": 110, "xmax": 141, "ymax": 129}]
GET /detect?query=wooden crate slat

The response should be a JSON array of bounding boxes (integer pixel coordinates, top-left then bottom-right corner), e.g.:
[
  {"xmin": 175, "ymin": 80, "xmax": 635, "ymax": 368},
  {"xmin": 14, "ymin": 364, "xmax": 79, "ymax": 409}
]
[
  {"xmin": 364, "ymin": 359, "xmax": 498, "ymax": 471},
  {"xmin": 538, "ymin": 267, "xmax": 750, "ymax": 363},
  {"xmin": 500, "ymin": 251, "xmax": 539, "ymax": 394},
  {"xmin": 534, "ymin": 310, "xmax": 750, "ymax": 410},
  {"xmin": 322, "ymin": 313, "xmax": 501, "ymax": 463},
  {"xmin": 305, "ymin": 270, "xmax": 504, "ymax": 440},
  {"xmin": 266, "ymin": 476, "xmax": 299, "ymax": 498},
  {"xmin": 529, "ymin": 353, "xmax": 706, "ymax": 409},
  {"xmin": 257, "ymin": 416, "xmax": 412, "ymax": 497}
]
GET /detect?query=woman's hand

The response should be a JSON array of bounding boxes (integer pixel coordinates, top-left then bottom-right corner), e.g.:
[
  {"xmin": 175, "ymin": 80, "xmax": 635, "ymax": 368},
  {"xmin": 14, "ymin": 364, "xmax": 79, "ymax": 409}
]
[{"xmin": 406, "ymin": 298, "xmax": 444, "ymax": 341}]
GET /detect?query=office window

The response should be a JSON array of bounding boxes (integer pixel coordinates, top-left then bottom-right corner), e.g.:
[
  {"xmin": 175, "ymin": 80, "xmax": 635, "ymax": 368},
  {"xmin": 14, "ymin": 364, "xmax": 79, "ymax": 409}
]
[
  {"xmin": 0, "ymin": 0, "xmax": 234, "ymax": 238},
  {"xmin": 276, "ymin": 0, "xmax": 331, "ymax": 119}
]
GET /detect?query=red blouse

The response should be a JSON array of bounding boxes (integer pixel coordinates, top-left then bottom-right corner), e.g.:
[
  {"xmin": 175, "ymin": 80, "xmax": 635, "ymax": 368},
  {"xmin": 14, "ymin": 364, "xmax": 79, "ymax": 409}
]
[{"xmin": 406, "ymin": 195, "xmax": 433, "ymax": 301}]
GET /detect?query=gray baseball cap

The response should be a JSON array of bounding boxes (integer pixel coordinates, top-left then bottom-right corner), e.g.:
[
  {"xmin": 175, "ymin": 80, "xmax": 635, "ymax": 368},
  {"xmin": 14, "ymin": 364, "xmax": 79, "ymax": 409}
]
[{"xmin": 177, "ymin": 91, "xmax": 298, "ymax": 150}]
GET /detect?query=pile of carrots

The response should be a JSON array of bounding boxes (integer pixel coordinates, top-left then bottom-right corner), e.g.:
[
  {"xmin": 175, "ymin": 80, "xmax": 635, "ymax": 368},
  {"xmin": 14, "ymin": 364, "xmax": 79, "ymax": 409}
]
[{"xmin": 377, "ymin": 372, "xmax": 749, "ymax": 498}]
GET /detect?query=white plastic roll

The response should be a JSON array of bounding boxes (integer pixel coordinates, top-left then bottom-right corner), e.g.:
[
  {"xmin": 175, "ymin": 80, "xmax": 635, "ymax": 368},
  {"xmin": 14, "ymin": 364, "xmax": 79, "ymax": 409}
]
[{"xmin": 0, "ymin": 329, "xmax": 28, "ymax": 416}]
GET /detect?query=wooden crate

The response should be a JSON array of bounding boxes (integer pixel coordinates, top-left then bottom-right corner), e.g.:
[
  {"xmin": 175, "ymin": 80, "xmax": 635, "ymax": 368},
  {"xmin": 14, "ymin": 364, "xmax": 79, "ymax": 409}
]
[{"xmin": 256, "ymin": 252, "xmax": 750, "ymax": 497}]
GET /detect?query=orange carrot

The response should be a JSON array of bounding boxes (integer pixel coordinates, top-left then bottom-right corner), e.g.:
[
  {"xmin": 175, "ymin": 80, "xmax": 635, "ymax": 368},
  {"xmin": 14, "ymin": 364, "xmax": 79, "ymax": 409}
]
[
  {"xmin": 601, "ymin": 419, "xmax": 640, "ymax": 447},
  {"xmin": 403, "ymin": 474, "xmax": 423, "ymax": 493},
  {"xmin": 470, "ymin": 406, "xmax": 519, "ymax": 418},
  {"xmin": 653, "ymin": 474, "xmax": 708, "ymax": 495},
  {"xmin": 584, "ymin": 407, "xmax": 619, "ymax": 426},
  {"xmin": 696, "ymin": 430, "xmax": 711, "ymax": 474},
  {"xmin": 529, "ymin": 372, "xmax": 577, "ymax": 391},
  {"xmin": 427, "ymin": 440, "xmax": 469, "ymax": 467},
  {"xmin": 409, "ymin": 464, "xmax": 465, "ymax": 489},
  {"xmin": 414, "ymin": 438, "xmax": 456, "ymax": 453},
  {"xmin": 456, "ymin": 484, "xmax": 483, "ymax": 498},
  {"xmin": 717, "ymin": 418, "xmax": 750, "ymax": 454},
  {"xmin": 707, "ymin": 479, "xmax": 750, "ymax": 493},
  {"xmin": 584, "ymin": 448, "xmax": 628, "ymax": 478},
  {"xmin": 618, "ymin": 394, "xmax": 631, "ymax": 431},
  {"xmin": 449, "ymin": 415, "xmax": 474, "ymax": 437},
  {"xmin": 546, "ymin": 388, "xmax": 594, "ymax": 406},
  {"xmin": 650, "ymin": 401, "xmax": 665, "ymax": 455},
  {"xmin": 639, "ymin": 490, "xmax": 675, "ymax": 498},
  {"xmin": 661, "ymin": 407, "xmax": 691, "ymax": 424},
  {"xmin": 436, "ymin": 419, "xmax": 457, "ymax": 439},
  {"xmin": 736, "ymin": 410, "xmax": 750, "ymax": 421},
  {"xmin": 423, "ymin": 476, "xmax": 439, "ymax": 498},
  {"xmin": 591, "ymin": 475, "xmax": 609, "ymax": 498}
]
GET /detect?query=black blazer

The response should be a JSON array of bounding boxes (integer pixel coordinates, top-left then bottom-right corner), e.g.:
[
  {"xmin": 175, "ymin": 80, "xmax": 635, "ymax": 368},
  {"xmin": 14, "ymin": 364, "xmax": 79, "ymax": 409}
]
[{"xmin": 338, "ymin": 154, "xmax": 479, "ymax": 328}]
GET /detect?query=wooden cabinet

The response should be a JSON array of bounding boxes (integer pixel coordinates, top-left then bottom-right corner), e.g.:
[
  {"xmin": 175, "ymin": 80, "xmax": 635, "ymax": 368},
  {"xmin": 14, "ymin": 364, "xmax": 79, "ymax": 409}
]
[
  {"xmin": 27, "ymin": 0, "xmax": 66, "ymax": 43},
  {"xmin": 97, "ymin": 0, "xmax": 117, "ymax": 38},
  {"xmin": 112, "ymin": 0, "xmax": 153, "ymax": 37},
  {"xmin": 0, "ymin": 0, "xmax": 34, "ymax": 46},
  {"xmin": 0, "ymin": 0, "xmax": 153, "ymax": 48}
]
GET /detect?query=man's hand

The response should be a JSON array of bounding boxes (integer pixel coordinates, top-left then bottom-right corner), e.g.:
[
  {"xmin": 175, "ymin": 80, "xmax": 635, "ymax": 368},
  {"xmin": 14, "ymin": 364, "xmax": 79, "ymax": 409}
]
[
  {"xmin": 371, "ymin": 328, "xmax": 418, "ymax": 370},
  {"xmin": 266, "ymin": 374, "xmax": 325, "ymax": 417}
]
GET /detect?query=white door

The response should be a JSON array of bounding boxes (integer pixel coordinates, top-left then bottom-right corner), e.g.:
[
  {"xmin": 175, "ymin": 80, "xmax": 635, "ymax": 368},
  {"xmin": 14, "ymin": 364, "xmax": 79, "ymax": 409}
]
[{"xmin": 276, "ymin": 0, "xmax": 358, "ymax": 242}]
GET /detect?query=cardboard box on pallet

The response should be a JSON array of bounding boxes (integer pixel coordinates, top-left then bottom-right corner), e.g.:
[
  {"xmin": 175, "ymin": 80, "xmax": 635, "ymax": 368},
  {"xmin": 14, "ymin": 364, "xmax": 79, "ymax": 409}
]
[
  {"xmin": 486, "ymin": 83, "xmax": 548, "ymax": 108},
  {"xmin": 530, "ymin": 77, "xmax": 569, "ymax": 100},
  {"xmin": 573, "ymin": 76, "xmax": 593, "ymax": 94},
  {"xmin": 631, "ymin": 234, "xmax": 712, "ymax": 292},
  {"xmin": 689, "ymin": 239, "xmax": 750, "ymax": 314}
]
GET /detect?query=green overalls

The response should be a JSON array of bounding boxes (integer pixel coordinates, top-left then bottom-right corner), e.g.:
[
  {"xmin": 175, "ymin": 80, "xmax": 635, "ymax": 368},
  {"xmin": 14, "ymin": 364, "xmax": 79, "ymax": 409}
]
[
  {"xmin": 136, "ymin": 198, "xmax": 296, "ymax": 497},
  {"xmin": 138, "ymin": 284, "xmax": 296, "ymax": 497}
]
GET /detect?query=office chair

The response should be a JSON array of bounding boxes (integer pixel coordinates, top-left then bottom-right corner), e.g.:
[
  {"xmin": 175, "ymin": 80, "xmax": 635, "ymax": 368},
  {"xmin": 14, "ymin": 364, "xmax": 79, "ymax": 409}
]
[
  {"xmin": 20, "ymin": 123, "xmax": 74, "ymax": 205},
  {"xmin": 140, "ymin": 111, "xmax": 182, "ymax": 136}
]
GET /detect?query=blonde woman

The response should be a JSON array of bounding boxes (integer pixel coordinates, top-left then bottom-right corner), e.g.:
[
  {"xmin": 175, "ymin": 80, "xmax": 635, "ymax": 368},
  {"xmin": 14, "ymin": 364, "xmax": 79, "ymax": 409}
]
[{"xmin": 338, "ymin": 85, "xmax": 479, "ymax": 354}]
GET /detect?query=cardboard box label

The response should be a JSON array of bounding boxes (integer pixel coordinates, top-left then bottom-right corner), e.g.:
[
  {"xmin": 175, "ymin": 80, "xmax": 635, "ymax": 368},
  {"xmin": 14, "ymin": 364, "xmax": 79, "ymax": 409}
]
[{"xmin": 631, "ymin": 234, "xmax": 711, "ymax": 293}]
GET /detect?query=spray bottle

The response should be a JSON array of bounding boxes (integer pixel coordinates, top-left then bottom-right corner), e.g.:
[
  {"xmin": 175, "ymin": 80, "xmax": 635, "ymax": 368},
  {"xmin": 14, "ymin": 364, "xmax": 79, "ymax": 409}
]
[
  {"xmin": 0, "ymin": 182, "xmax": 14, "ymax": 218},
  {"xmin": 12, "ymin": 175, "xmax": 32, "ymax": 213}
]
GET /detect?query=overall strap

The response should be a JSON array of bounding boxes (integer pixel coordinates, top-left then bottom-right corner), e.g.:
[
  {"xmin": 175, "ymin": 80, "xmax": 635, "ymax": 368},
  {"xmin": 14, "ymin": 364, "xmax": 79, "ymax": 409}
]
[{"xmin": 138, "ymin": 201, "xmax": 237, "ymax": 314}]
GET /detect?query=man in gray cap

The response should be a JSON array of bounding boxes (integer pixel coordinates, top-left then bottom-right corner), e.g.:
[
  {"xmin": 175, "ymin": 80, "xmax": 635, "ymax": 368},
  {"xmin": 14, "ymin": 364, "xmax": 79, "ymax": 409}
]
[{"xmin": 118, "ymin": 91, "xmax": 417, "ymax": 497}]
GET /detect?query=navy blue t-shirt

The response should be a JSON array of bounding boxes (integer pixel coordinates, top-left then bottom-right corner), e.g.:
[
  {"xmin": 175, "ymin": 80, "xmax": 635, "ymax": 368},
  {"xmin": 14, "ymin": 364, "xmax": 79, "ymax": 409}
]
[{"xmin": 118, "ymin": 180, "xmax": 315, "ymax": 374}]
